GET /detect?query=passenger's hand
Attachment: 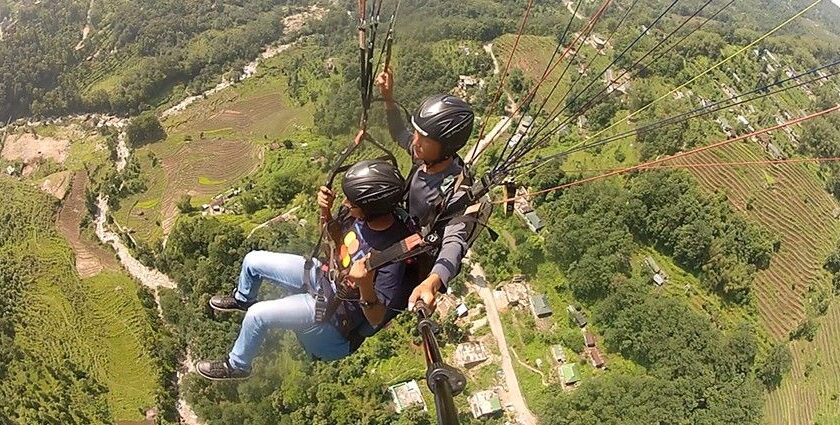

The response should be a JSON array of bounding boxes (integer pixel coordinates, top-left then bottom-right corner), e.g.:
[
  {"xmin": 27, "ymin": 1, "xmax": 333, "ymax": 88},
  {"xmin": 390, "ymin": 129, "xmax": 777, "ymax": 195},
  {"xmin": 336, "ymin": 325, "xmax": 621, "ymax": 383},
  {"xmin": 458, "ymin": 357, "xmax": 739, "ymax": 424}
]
[
  {"xmin": 348, "ymin": 255, "xmax": 371, "ymax": 284},
  {"xmin": 408, "ymin": 273, "xmax": 443, "ymax": 313},
  {"xmin": 317, "ymin": 186, "xmax": 335, "ymax": 210},
  {"xmin": 376, "ymin": 67, "xmax": 395, "ymax": 102}
]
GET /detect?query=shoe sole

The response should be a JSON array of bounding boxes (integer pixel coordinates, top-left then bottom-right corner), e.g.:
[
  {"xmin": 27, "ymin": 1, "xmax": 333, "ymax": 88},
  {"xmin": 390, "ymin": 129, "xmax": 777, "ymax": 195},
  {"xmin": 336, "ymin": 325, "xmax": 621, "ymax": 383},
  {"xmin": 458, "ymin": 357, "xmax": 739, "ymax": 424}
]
[
  {"xmin": 196, "ymin": 368, "xmax": 250, "ymax": 381},
  {"xmin": 208, "ymin": 299, "xmax": 246, "ymax": 313}
]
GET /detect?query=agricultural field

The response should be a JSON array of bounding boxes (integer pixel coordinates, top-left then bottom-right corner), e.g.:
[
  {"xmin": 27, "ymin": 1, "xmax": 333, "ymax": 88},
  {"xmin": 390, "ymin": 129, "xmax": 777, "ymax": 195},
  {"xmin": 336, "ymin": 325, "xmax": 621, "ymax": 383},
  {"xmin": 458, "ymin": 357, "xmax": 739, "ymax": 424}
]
[
  {"xmin": 669, "ymin": 141, "xmax": 840, "ymax": 425},
  {"xmin": 1, "ymin": 178, "xmax": 159, "ymax": 423},
  {"xmin": 113, "ymin": 51, "xmax": 313, "ymax": 244},
  {"xmin": 491, "ymin": 12, "xmax": 840, "ymax": 423},
  {"xmin": 670, "ymin": 141, "xmax": 840, "ymax": 338}
]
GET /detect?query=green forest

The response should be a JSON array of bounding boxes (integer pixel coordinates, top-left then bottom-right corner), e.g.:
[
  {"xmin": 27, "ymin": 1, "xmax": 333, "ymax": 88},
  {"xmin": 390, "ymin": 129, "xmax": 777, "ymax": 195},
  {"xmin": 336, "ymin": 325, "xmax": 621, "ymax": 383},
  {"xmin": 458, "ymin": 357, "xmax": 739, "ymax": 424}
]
[{"xmin": 3, "ymin": 0, "xmax": 840, "ymax": 423}]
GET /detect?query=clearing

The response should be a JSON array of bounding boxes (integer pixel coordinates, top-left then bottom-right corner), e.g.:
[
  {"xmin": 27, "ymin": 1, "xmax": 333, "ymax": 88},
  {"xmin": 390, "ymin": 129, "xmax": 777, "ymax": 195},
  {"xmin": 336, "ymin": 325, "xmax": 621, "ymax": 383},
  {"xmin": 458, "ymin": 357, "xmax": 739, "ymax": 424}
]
[{"xmin": 1, "ymin": 133, "xmax": 71, "ymax": 164}]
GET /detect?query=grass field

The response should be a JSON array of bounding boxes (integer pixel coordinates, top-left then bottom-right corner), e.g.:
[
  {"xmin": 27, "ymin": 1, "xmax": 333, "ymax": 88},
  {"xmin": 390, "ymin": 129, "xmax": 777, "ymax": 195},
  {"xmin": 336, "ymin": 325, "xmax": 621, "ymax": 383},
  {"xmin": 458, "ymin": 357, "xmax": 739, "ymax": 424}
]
[{"xmin": 1, "ymin": 178, "xmax": 159, "ymax": 422}]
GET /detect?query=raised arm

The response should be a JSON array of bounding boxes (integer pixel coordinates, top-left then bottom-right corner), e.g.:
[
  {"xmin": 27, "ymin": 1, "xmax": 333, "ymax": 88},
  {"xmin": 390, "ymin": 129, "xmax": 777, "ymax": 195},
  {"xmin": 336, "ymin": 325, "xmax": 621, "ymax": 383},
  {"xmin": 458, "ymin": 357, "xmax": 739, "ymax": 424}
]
[{"xmin": 377, "ymin": 68, "xmax": 413, "ymax": 152}]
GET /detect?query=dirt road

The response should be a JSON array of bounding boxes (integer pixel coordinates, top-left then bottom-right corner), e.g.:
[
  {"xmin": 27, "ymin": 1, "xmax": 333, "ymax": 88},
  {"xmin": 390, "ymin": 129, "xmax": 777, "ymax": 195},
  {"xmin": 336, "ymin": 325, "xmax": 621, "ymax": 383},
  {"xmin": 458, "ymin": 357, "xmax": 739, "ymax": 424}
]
[{"xmin": 467, "ymin": 259, "xmax": 538, "ymax": 425}]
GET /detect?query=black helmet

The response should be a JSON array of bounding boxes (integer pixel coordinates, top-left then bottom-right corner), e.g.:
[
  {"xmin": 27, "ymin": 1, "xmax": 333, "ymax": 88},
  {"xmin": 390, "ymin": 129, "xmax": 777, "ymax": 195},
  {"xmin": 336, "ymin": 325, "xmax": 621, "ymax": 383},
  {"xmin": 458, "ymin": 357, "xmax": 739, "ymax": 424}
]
[
  {"xmin": 342, "ymin": 159, "xmax": 405, "ymax": 217},
  {"xmin": 411, "ymin": 94, "xmax": 475, "ymax": 158}
]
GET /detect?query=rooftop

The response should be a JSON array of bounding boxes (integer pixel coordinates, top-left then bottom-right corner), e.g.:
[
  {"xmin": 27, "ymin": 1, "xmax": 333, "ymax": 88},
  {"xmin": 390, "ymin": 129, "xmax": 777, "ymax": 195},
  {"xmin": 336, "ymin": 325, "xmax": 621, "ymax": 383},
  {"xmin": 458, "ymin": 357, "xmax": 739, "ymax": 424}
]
[
  {"xmin": 455, "ymin": 342, "xmax": 489, "ymax": 367},
  {"xmin": 389, "ymin": 380, "xmax": 426, "ymax": 413},
  {"xmin": 469, "ymin": 390, "xmax": 503, "ymax": 418},
  {"xmin": 530, "ymin": 294, "xmax": 553, "ymax": 318},
  {"xmin": 559, "ymin": 363, "xmax": 581, "ymax": 384}
]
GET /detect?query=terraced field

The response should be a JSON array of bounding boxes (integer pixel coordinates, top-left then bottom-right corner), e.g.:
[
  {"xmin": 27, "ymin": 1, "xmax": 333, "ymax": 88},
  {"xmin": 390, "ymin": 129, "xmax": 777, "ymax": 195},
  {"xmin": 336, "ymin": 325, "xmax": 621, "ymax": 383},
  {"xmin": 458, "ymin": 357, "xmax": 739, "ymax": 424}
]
[
  {"xmin": 668, "ymin": 140, "xmax": 840, "ymax": 425},
  {"xmin": 17, "ymin": 237, "xmax": 159, "ymax": 422},
  {"xmin": 766, "ymin": 299, "xmax": 840, "ymax": 424},
  {"xmin": 113, "ymin": 51, "xmax": 312, "ymax": 244},
  {"xmin": 670, "ymin": 141, "xmax": 840, "ymax": 339}
]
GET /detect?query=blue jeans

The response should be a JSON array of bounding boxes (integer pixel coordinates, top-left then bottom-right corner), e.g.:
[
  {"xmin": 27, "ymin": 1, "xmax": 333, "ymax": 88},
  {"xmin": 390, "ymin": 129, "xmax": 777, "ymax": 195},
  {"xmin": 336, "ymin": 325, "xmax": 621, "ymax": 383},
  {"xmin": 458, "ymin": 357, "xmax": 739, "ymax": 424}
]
[{"xmin": 228, "ymin": 251, "xmax": 350, "ymax": 370}]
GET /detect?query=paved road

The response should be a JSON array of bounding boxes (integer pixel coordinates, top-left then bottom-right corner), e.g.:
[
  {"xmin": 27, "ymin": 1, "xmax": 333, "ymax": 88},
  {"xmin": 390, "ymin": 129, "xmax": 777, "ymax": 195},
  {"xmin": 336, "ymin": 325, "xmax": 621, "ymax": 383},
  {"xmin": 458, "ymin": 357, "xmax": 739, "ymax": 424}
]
[
  {"xmin": 465, "ymin": 115, "xmax": 513, "ymax": 166},
  {"xmin": 467, "ymin": 259, "xmax": 538, "ymax": 425}
]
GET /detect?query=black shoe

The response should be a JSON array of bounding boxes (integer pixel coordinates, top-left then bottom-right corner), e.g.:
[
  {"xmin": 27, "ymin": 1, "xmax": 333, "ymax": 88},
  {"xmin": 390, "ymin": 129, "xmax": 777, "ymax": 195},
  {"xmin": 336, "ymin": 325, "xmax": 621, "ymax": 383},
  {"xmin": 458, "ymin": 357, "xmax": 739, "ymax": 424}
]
[
  {"xmin": 209, "ymin": 293, "xmax": 254, "ymax": 312},
  {"xmin": 196, "ymin": 359, "xmax": 251, "ymax": 381}
]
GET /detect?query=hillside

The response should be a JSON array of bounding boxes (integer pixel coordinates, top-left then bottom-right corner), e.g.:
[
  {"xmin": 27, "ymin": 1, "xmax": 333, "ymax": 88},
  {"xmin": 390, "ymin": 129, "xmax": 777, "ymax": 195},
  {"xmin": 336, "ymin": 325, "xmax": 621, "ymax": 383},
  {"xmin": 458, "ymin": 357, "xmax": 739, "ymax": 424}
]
[{"xmin": 0, "ymin": 177, "xmax": 163, "ymax": 423}]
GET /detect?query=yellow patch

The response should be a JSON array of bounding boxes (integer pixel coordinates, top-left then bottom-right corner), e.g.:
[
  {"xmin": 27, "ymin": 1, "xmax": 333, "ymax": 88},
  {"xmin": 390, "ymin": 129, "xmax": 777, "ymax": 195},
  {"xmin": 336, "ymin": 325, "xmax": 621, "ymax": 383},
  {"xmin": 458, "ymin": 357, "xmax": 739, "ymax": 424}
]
[{"xmin": 343, "ymin": 231, "xmax": 357, "ymax": 246}]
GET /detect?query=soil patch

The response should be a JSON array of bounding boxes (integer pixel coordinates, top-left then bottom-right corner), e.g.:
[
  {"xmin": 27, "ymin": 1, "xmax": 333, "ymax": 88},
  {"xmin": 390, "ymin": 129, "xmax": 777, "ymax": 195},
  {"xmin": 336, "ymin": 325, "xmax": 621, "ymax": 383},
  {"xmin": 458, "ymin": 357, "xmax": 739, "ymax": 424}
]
[
  {"xmin": 1, "ymin": 133, "xmax": 71, "ymax": 164},
  {"xmin": 57, "ymin": 172, "xmax": 119, "ymax": 278},
  {"xmin": 39, "ymin": 170, "xmax": 73, "ymax": 199}
]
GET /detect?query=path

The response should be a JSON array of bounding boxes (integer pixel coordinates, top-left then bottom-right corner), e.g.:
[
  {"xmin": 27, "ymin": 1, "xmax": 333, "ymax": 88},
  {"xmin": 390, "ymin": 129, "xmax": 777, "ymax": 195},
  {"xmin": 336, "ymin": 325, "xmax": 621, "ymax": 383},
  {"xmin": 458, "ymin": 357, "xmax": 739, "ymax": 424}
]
[
  {"xmin": 467, "ymin": 258, "xmax": 538, "ymax": 425},
  {"xmin": 484, "ymin": 43, "xmax": 518, "ymax": 113},
  {"xmin": 74, "ymin": 0, "xmax": 94, "ymax": 51},
  {"xmin": 246, "ymin": 206, "xmax": 300, "ymax": 239},
  {"xmin": 465, "ymin": 115, "xmax": 513, "ymax": 166},
  {"xmin": 510, "ymin": 344, "xmax": 549, "ymax": 386},
  {"xmin": 564, "ymin": 0, "xmax": 587, "ymax": 21}
]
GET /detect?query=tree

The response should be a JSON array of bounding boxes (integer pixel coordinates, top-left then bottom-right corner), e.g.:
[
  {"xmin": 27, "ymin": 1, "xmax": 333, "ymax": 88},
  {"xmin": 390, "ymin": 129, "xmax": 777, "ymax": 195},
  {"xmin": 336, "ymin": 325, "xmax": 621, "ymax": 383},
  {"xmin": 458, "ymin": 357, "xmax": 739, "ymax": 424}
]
[
  {"xmin": 176, "ymin": 194, "xmax": 194, "ymax": 213},
  {"xmin": 126, "ymin": 111, "xmax": 166, "ymax": 147},
  {"xmin": 757, "ymin": 343, "xmax": 792, "ymax": 389},
  {"xmin": 239, "ymin": 194, "xmax": 261, "ymax": 215}
]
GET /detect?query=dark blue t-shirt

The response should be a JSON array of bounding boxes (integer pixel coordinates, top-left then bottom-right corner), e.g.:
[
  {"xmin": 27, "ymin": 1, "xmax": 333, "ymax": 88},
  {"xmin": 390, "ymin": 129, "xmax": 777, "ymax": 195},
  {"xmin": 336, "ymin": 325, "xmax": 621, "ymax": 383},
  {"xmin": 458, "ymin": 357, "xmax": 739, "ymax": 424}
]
[{"xmin": 326, "ymin": 215, "xmax": 414, "ymax": 343}]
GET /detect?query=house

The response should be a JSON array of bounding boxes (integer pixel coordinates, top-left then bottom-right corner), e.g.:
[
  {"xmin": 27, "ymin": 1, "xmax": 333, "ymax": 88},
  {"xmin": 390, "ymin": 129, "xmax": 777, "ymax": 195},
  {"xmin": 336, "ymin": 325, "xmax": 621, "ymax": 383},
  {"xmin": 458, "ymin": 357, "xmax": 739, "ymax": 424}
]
[
  {"xmin": 716, "ymin": 117, "xmax": 734, "ymax": 138},
  {"xmin": 503, "ymin": 281, "xmax": 529, "ymax": 306},
  {"xmin": 389, "ymin": 380, "xmax": 427, "ymax": 413},
  {"xmin": 530, "ymin": 294, "xmax": 553, "ymax": 318},
  {"xmin": 469, "ymin": 390, "xmax": 503, "ymax": 418},
  {"xmin": 455, "ymin": 342, "xmax": 489, "ymax": 368},
  {"xmin": 516, "ymin": 209, "xmax": 544, "ymax": 233},
  {"xmin": 736, "ymin": 115, "xmax": 750, "ymax": 127},
  {"xmin": 559, "ymin": 363, "xmax": 581, "ymax": 385},
  {"xmin": 550, "ymin": 344, "xmax": 567, "ymax": 363},
  {"xmin": 458, "ymin": 75, "xmax": 480, "ymax": 90},
  {"xmin": 653, "ymin": 273, "xmax": 666, "ymax": 286},
  {"xmin": 604, "ymin": 69, "xmax": 630, "ymax": 95},
  {"xmin": 517, "ymin": 115, "xmax": 534, "ymax": 135},
  {"xmin": 583, "ymin": 331, "xmax": 596, "ymax": 348},
  {"xmin": 590, "ymin": 34, "xmax": 607, "ymax": 50},
  {"xmin": 589, "ymin": 347, "xmax": 606, "ymax": 368},
  {"xmin": 567, "ymin": 305, "xmax": 587, "ymax": 328},
  {"xmin": 766, "ymin": 142, "xmax": 784, "ymax": 160},
  {"xmin": 436, "ymin": 294, "xmax": 457, "ymax": 318},
  {"xmin": 507, "ymin": 133, "xmax": 523, "ymax": 149},
  {"xmin": 577, "ymin": 115, "xmax": 588, "ymax": 129},
  {"xmin": 5, "ymin": 165, "xmax": 17, "ymax": 176},
  {"xmin": 455, "ymin": 303, "xmax": 469, "ymax": 318}
]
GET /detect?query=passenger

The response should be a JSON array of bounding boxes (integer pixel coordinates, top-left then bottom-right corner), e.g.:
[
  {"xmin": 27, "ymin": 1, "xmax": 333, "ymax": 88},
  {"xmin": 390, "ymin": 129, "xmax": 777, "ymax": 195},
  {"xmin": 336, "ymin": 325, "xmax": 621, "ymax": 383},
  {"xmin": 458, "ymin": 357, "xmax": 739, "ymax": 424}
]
[{"xmin": 196, "ymin": 159, "xmax": 413, "ymax": 380}]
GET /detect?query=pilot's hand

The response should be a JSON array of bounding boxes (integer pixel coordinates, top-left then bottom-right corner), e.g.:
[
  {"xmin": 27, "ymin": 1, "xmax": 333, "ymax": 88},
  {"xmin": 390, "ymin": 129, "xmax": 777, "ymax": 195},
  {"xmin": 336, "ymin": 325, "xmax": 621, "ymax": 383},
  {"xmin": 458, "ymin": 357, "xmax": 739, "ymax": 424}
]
[
  {"xmin": 408, "ymin": 273, "xmax": 443, "ymax": 313},
  {"xmin": 376, "ymin": 67, "xmax": 395, "ymax": 102},
  {"xmin": 317, "ymin": 186, "xmax": 335, "ymax": 210}
]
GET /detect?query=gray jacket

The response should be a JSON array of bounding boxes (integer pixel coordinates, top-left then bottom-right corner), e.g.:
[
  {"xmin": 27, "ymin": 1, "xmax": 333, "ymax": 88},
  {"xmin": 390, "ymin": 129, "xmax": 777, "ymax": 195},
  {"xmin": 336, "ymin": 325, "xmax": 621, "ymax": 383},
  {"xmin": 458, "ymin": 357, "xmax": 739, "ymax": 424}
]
[{"xmin": 386, "ymin": 107, "xmax": 469, "ymax": 287}]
